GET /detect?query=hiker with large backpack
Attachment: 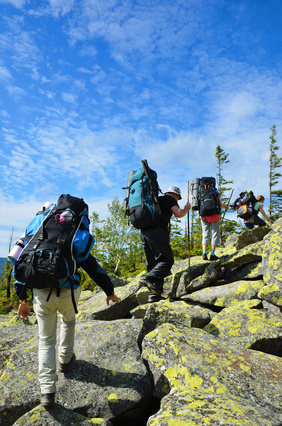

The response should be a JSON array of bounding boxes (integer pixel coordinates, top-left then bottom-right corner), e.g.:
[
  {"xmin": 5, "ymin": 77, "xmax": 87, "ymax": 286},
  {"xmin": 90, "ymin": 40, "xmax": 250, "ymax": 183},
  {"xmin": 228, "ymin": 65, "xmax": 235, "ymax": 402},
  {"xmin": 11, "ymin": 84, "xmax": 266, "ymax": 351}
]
[
  {"xmin": 193, "ymin": 177, "xmax": 227, "ymax": 261},
  {"xmin": 9, "ymin": 194, "xmax": 121, "ymax": 408},
  {"xmin": 230, "ymin": 191, "xmax": 272, "ymax": 229},
  {"xmin": 243, "ymin": 195, "xmax": 272, "ymax": 229},
  {"xmin": 139, "ymin": 185, "xmax": 190, "ymax": 301},
  {"xmin": 125, "ymin": 161, "xmax": 190, "ymax": 301}
]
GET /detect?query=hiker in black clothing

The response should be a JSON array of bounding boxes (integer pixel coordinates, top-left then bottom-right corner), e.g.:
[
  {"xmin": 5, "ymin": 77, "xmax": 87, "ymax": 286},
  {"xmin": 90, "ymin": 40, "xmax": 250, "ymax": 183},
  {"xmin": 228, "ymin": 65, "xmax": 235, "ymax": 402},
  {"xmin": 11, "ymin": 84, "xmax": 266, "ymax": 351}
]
[{"xmin": 139, "ymin": 186, "xmax": 190, "ymax": 302}]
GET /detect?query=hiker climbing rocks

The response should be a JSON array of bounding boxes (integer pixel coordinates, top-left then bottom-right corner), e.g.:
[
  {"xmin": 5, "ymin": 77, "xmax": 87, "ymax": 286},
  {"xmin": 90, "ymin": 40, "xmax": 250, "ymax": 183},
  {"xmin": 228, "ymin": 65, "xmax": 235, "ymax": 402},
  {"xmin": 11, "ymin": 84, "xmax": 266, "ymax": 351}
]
[
  {"xmin": 196, "ymin": 177, "xmax": 227, "ymax": 261},
  {"xmin": 139, "ymin": 186, "xmax": 190, "ymax": 302},
  {"xmin": 244, "ymin": 195, "xmax": 272, "ymax": 229},
  {"xmin": 10, "ymin": 195, "xmax": 121, "ymax": 408}
]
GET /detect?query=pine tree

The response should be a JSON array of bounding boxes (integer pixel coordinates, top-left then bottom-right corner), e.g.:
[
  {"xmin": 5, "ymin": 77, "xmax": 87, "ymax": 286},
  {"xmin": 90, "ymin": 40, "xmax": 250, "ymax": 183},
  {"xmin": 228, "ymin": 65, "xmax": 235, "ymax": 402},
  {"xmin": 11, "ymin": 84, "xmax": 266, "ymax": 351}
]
[
  {"xmin": 170, "ymin": 216, "xmax": 187, "ymax": 259},
  {"xmin": 90, "ymin": 197, "xmax": 145, "ymax": 277},
  {"xmin": 269, "ymin": 124, "xmax": 282, "ymax": 221},
  {"xmin": 215, "ymin": 145, "xmax": 233, "ymax": 203},
  {"xmin": 214, "ymin": 145, "xmax": 241, "ymax": 241}
]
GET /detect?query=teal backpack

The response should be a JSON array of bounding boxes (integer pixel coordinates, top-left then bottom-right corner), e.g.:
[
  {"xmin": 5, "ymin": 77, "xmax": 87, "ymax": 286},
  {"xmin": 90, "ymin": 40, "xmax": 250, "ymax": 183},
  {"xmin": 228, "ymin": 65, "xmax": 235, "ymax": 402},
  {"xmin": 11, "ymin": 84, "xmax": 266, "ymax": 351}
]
[{"xmin": 124, "ymin": 160, "xmax": 163, "ymax": 229}]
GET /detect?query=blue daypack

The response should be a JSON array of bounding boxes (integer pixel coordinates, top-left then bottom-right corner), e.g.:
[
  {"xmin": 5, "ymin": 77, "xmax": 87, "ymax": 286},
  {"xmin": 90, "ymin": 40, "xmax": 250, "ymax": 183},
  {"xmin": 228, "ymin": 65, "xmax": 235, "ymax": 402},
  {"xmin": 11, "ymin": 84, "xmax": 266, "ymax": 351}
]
[
  {"xmin": 14, "ymin": 194, "xmax": 94, "ymax": 312},
  {"xmin": 124, "ymin": 162, "xmax": 163, "ymax": 229}
]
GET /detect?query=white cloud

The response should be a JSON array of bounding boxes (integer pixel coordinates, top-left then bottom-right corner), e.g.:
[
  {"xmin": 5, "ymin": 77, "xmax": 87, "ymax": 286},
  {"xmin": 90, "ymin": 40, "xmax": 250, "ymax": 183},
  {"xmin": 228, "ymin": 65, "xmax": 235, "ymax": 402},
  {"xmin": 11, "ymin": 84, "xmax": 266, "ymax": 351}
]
[
  {"xmin": 0, "ymin": 0, "xmax": 27, "ymax": 8},
  {"xmin": 62, "ymin": 92, "xmax": 77, "ymax": 103}
]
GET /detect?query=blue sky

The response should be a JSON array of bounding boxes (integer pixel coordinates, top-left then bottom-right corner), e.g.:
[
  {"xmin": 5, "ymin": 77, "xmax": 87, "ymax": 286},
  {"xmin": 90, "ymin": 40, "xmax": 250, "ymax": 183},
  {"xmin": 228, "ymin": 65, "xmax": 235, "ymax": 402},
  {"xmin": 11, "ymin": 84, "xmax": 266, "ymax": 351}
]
[{"xmin": 0, "ymin": 0, "xmax": 282, "ymax": 257}]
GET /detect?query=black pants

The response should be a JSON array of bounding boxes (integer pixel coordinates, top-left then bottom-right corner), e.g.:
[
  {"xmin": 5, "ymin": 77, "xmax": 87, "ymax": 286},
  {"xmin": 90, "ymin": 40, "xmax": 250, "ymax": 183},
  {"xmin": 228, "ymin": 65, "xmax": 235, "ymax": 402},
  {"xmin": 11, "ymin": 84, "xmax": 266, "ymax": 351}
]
[
  {"xmin": 140, "ymin": 225, "xmax": 174, "ymax": 282},
  {"xmin": 245, "ymin": 215, "xmax": 266, "ymax": 230}
]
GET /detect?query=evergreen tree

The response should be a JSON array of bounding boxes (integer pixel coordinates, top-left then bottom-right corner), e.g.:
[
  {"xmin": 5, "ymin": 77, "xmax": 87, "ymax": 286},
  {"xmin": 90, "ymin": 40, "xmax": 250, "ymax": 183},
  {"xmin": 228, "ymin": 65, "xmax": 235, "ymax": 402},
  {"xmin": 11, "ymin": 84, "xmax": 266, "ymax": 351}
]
[
  {"xmin": 215, "ymin": 145, "xmax": 233, "ymax": 202},
  {"xmin": 214, "ymin": 145, "xmax": 241, "ymax": 241},
  {"xmin": 269, "ymin": 124, "xmax": 282, "ymax": 221},
  {"xmin": 90, "ymin": 197, "xmax": 145, "ymax": 277},
  {"xmin": 0, "ymin": 259, "xmax": 23, "ymax": 314},
  {"xmin": 190, "ymin": 210, "xmax": 203, "ymax": 256},
  {"xmin": 170, "ymin": 216, "xmax": 187, "ymax": 259}
]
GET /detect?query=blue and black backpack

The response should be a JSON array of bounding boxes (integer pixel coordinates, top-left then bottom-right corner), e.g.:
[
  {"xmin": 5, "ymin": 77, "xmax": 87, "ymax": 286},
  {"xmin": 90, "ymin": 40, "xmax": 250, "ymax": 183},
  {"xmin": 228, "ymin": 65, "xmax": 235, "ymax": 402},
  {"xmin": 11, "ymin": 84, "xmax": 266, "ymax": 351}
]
[
  {"xmin": 124, "ymin": 160, "xmax": 164, "ymax": 229},
  {"xmin": 14, "ymin": 194, "xmax": 94, "ymax": 312},
  {"xmin": 198, "ymin": 177, "xmax": 220, "ymax": 217}
]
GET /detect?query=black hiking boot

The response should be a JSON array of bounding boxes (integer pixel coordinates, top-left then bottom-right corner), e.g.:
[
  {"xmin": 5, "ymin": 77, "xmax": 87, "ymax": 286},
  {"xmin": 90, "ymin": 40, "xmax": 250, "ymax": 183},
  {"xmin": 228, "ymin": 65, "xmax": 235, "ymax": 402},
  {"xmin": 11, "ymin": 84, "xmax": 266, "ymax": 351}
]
[
  {"xmin": 139, "ymin": 275, "xmax": 163, "ymax": 295},
  {"xmin": 202, "ymin": 253, "xmax": 208, "ymax": 260},
  {"xmin": 41, "ymin": 393, "xmax": 55, "ymax": 408},
  {"xmin": 210, "ymin": 254, "xmax": 219, "ymax": 261}
]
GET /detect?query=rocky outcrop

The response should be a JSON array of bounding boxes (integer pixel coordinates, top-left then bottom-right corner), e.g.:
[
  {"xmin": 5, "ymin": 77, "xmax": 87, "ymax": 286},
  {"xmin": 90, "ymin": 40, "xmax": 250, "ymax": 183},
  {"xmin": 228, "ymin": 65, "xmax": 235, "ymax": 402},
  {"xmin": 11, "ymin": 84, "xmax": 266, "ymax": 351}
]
[{"xmin": 1, "ymin": 221, "xmax": 282, "ymax": 425}]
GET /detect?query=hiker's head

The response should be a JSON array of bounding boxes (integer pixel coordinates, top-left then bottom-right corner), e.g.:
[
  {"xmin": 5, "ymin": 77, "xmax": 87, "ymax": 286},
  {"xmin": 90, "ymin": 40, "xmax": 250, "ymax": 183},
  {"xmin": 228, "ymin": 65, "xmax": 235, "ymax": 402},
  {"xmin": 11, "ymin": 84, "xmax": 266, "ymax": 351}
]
[
  {"xmin": 166, "ymin": 186, "xmax": 182, "ymax": 200},
  {"xmin": 257, "ymin": 195, "xmax": 265, "ymax": 203}
]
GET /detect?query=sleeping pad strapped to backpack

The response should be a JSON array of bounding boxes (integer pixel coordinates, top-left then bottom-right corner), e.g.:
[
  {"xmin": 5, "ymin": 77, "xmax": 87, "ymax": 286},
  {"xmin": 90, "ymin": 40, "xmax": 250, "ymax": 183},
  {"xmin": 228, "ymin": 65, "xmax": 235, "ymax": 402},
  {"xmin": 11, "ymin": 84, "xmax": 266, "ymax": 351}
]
[
  {"xmin": 230, "ymin": 190, "xmax": 258, "ymax": 219},
  {"xmin": 14, "ymin": 194, "xmax": 94, "ymax": 312},
  {"xmin": 124, "ymin": 162, "xmax": 163, "ymax": 229},
  {"xmin": 198, "ymin": 177, "xmax": 220, "ymax": 217}
]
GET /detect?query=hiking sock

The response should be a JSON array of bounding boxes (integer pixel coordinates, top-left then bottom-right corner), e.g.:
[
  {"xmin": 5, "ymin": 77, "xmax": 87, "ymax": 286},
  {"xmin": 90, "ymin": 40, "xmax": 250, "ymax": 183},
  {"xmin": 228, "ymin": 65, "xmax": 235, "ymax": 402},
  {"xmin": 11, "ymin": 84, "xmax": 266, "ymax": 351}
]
[
  {"xmin": 211, "ymin": 249, "xmax": 215, "ymax": 256},
  {"xmin": 203, "ymin": 249, "xmax": 207, "ymax": 255}
]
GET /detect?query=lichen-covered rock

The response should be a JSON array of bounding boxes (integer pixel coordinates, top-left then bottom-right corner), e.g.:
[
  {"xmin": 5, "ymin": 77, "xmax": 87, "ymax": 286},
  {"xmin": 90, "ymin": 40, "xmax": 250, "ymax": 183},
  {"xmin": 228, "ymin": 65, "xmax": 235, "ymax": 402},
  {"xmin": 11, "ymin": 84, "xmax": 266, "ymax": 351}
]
[
  {"xmin": 1, "ymin": 319, "xmax": 150, "ymax": 426},
  {"xmin": 183, "ymin": 261, "xmax": 224, "ymax": 294},
  {"xmin": 142, "ymin": 323, "xmax": 282, "ymax": 421},
  {"xmin": 147, "ymin": 384, "xmax": 282, "ymax": 426},
  {"xmin": 77, "ymin": 279, "xmax": 142, "ymax": 321},
  {"xmin": 224, "ymin": 261, "xmax": 262, "ymax": 283},
  {"xmin": 182, "ymin": 280, "xmax": 264, "ymax": 308},
  {"xmin": 168, "ymin": 262, "xmax": 208, "ymax": 298},
  {"xmin": 225, "ymin": 226, "xmax": 270, "ymax": 250},
  {"xmin": 204, "ymin": 300, "xmax": 282, "ymax": 356},
  {"xmin": 222, "ymin": 240, "xmax": 264, "ymax": 269},
  {"xmin": 3, "ymin": 219, "xmax": 282, "ymax": 425},
  {"xmin": 12, "ymin": 404, "xmax": 113, "ymax": 425},
  {"xmin": 137, "ymin": 300, "xmax": 214, "ymax": 345},
  {"xmin": 258, "ymin": 218, "xmax": 282, "ymax": 307}
]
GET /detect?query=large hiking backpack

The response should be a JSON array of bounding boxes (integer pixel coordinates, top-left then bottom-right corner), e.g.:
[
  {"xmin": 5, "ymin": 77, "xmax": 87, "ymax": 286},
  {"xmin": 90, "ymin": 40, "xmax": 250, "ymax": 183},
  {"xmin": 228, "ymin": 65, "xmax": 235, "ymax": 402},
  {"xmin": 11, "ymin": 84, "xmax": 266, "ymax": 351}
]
[
  {"xmin": 198, "ymin": 177, "xmax": 220, "ymax": 217},
  {"xmin": 124, "ymin": 160, "xmax": 163, "ymax": 229},
  {"xmin": 230, "ymin": 190, "xmax": 258, "ymax": 219},
  {"xmin": 14, "ymin": 194, "xmax": 94, "ymax": 312}
]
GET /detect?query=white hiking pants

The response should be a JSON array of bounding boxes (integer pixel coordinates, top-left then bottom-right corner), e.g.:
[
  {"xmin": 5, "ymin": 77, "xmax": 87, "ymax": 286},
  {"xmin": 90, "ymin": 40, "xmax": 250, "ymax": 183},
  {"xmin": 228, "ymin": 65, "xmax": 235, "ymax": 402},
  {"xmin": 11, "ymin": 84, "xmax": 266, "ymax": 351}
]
[{"xmin": 33, "ymin": 286, "xmax": 81, "ymax": 394}]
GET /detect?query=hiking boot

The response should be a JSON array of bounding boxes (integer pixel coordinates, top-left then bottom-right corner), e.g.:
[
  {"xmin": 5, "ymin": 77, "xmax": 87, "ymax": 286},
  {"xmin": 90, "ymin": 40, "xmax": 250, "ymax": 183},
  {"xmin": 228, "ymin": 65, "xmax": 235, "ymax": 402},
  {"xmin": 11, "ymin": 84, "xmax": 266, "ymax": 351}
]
[
  {"xmin": 59, "ymin": 353, "xmax": 76, "ymax": 373},
  {"xmin": 139, "ymin": 275, "xmax": 163, "ymax": 295},
  {"xmin": 202, "ymin": 253, "xmax": 208, "ymax": 261},
  {"xmin": 210, "ymin": 254, "xmax": 219, "ymax": 261},
  {"xmin": 41, "ymin": 393, "xmax": 55, "ymax": 408}
]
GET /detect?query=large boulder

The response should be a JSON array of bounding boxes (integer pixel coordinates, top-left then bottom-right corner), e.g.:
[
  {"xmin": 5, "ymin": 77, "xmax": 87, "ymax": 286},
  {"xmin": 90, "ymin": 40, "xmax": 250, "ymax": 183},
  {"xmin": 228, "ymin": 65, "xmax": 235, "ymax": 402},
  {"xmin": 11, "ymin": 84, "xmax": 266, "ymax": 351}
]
[
  {"xmin": 142, "ymin": 323, "xmax": 282, "ymax": 424},
  {"xmin": 258, "ymin": 218, "xmax": 282, "ymax": 307}
]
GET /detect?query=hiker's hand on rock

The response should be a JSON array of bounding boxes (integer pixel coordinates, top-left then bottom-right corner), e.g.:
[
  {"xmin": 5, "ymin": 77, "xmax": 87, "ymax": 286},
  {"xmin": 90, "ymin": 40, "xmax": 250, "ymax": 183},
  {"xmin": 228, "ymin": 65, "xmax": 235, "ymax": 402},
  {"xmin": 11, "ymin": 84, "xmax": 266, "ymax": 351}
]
[
  {"xmin": 106, "ymin": 294, "xmax": 121, "ymax": 305},
  {"xmin": 17, "ymin": 302, "xmax": 30, "ymax": 319}
]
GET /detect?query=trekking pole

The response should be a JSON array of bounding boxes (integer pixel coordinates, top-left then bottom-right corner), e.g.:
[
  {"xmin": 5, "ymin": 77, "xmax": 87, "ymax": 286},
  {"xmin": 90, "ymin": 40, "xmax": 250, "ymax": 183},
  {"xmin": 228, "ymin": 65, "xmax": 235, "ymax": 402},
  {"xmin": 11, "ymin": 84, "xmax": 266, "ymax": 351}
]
[
  {"xmin": 220, "ymin": 188, "xmax": 234, "ymax": 231},
  {"xmin": 187, "ymin": 181, "xmax": 191, "ymax": 269}
]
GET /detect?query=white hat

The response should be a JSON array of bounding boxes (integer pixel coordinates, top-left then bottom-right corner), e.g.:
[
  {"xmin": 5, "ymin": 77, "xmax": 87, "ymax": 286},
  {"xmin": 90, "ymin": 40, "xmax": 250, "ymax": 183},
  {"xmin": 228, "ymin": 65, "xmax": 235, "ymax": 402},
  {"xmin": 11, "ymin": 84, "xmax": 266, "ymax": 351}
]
[{"xmin": 165, "ymin": 186, "xmax": 182, "ymax": 200}]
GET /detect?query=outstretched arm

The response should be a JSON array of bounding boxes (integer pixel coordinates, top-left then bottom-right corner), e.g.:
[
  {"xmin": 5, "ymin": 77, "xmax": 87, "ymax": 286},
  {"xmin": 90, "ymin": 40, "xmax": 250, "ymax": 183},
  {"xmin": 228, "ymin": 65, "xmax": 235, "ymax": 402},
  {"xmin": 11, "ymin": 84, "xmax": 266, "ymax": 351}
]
[
  {"xmin": 259, "ymin": 205, "xmax": 272, "ymax": 223},
  {"xmin": 80, "ymin": 255, "xmax": 121, "ymax": 303},
  {"xmin": 171, "ymin": 202, "xmax": 191, "ymax": 218}
]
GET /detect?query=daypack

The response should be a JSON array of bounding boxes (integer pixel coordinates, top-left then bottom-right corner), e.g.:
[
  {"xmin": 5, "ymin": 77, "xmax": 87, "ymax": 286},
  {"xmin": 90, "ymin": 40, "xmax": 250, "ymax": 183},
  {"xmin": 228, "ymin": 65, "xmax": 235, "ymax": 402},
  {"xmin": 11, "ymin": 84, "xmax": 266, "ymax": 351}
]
[
  {"xmin": 198, "ymin": 177, "xmax": 220, "ymax": 217},
  {"xmin": 230, "ymin": 190, "xmax": 258, "ymax": 219},
  {"xmin": 124, "ymin": 160, "xmax": 163, "ymax": 229},
  {"xmin": 14, "ymin": 194, "xmax": 94, "ymax": 312}
]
